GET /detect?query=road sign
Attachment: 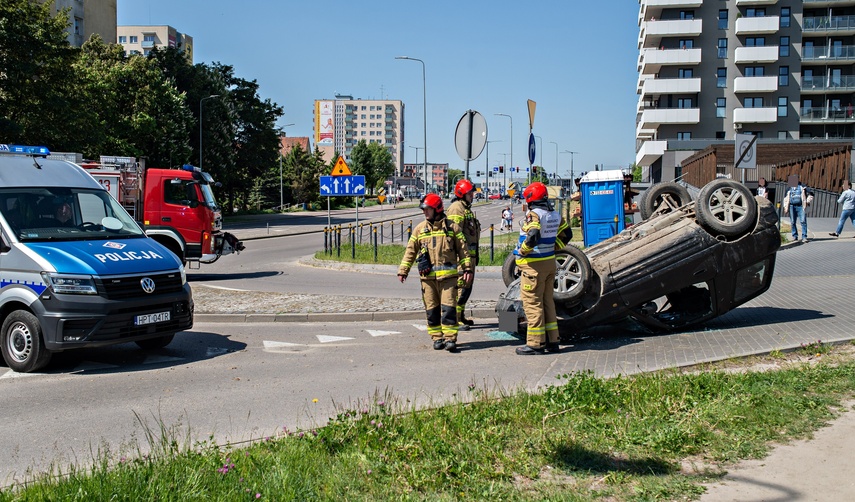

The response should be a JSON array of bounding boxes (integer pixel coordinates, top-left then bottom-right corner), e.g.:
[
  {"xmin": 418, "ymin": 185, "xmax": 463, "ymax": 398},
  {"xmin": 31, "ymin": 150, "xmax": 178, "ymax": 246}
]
[
  {"xmin": 454, "ymin": 110, "xmax": 487, "ymax": 161},
  {"xmin": 378, "ymin": 195, "xmax": 386, "ymax": 204},
  {"xmin": 384, "ymin": 180, "xmax": 393, "ymax": 185},
  {"xmin": 735, "ymin": 133, "xmax": 757, "ymax": 169},
  {"xmin": 527, "ymin": 99, "xmax": 536, "ymax": 129},
  {"xmin": 493, "ymin": 166, "xmax": 499, "ymax": 172},
  {"xmin": 319, "ymin": 175, "xmax": 366, "ymax": 196},
  {"xmin": 331, "ymin": 157, "xmax": 352, "ymax": 176},
  {"xmin": 528, "ymin": 133, "xmax": 536, "ymax": 165}
]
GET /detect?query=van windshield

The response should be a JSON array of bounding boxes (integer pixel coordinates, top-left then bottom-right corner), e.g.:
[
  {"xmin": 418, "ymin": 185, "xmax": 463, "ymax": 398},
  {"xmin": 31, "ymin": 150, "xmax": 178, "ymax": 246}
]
[{"xmin": 0, "ymin": 188, "xmax": 145, "ymax": 242}]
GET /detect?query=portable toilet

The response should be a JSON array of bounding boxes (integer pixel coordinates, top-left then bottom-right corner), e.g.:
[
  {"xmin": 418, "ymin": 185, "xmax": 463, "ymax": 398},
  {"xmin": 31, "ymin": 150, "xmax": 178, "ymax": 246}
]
[{"xmin": 580, "ymin": 170, "xmax": 625, "ymax": 247}]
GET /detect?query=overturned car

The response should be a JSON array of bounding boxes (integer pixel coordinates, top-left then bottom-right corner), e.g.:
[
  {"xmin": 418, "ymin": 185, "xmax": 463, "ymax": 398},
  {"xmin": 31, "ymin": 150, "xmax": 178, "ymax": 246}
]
[{"xmin": 497, "ymin": 178, "xmax": 781, "ymax": 336}]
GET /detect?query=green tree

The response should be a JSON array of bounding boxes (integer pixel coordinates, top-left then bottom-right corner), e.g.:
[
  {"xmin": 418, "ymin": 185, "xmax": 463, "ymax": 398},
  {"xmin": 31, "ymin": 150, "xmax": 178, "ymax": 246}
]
[
  {"xmin": 349, "ymin": 140, "xmax": 394, "ymax": 194},
  {"xmin": 284, "ymin": 143, "xmax": 325, "ymax": 207}
]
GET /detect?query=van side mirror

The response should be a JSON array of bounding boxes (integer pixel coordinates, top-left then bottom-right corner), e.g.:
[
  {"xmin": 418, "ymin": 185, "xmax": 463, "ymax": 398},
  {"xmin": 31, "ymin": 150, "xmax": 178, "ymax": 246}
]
[{"xmin": 0, "ymin": 237, "xmax": 11, "ymax": 253}]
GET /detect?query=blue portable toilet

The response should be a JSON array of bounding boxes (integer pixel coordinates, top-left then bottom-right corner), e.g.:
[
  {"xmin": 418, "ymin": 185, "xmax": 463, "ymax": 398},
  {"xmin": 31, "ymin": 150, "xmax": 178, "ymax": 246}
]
[{"xmin": 580, "ymin": 170, "xmax": 625, "ymax": 247}]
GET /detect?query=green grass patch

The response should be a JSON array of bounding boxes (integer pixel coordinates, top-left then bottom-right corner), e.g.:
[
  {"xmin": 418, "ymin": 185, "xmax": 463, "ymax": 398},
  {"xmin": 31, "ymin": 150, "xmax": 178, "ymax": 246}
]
[
  {"xmin": 315, "ymin": 243, "xmax": 515, "ymax": 266},
  {"xmin": 3, "ymin": 355, "xmax": 855, "ymax": 501}
]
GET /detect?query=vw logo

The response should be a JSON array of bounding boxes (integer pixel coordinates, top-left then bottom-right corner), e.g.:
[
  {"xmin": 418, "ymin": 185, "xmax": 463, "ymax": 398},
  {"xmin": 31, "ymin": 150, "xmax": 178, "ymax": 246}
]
[{"xmin": 140, "ymin": 277, "xmax": 156, "ymax": 294}]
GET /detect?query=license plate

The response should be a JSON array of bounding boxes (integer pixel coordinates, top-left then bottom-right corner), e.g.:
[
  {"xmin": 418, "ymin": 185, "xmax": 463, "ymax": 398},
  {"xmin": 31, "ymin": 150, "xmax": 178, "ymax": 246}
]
[{"xmin": 135, "ymin": 311, "xmax": 171, "ymax": 326}]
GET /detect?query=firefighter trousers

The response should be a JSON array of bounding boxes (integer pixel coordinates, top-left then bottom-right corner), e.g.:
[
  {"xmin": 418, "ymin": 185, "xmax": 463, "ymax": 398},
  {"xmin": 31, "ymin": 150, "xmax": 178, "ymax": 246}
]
[
  {"xmin": 518, "ymin": 259, "xmax": 558, "ymax": 348},
  {"xmin": 421, "ymin": 277, "xmax": 459, "ymax": 342}
]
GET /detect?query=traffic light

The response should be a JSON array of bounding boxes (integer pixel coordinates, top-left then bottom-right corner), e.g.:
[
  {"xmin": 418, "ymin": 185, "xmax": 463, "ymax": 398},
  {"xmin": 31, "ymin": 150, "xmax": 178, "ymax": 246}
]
[
  {"xmin": 532, "ymin": 166, "xmax": 538, "ymax": 174},
  {"xmin": 515, "ymin": 167, "xmax": 519, "ymax": 173},
  {"xmin": 476, "ymin": 171, "xmax": 481, "ymax": 177}
]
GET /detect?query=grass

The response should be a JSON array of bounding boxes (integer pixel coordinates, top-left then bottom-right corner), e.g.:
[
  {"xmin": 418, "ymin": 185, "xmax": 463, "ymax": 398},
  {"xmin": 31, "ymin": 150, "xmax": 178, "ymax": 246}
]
[
  {"xmin": 314, "ymin": 242, "xmax": 516, "ymax": 266},
  {"xmin": 3, "ymin": 349, "xmax": 854, "ymax": 500}
]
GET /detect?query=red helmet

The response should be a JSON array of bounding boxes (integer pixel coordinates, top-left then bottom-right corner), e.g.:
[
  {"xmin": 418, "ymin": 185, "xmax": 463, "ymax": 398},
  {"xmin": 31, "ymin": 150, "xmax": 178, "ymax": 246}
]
[
  {"xmin": 523, "ymin": 182, "xmax": 549, "ymax": 204},
  {"xmin": 420, "ymin": 193, "xmax": 444, "ymax": 212},
  {"xmin": 454, "ymin": 179, "xmax": 475, "ymax": 198}
]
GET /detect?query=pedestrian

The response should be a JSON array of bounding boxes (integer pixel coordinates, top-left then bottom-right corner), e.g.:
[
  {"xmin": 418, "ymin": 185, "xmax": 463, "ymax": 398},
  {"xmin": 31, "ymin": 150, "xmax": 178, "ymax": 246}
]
[
  {"xmin": 783, "ymin": 181, "xmax": 810, "ymax": 243},
  {"xmin": 398, "ymin": 194, "xmax": 473, "ymax": 352},
  {"xmin": 829, "ymin": 182, "xmax": 855, "ymax": 237},
  {"xmin": 447, "ymin": 179, "xmax": 481, "ymax": 330},
  {"xmin": 513, "ymin": 182, "xmax": 571, "ymax": 355},
  {"xmin": 501, "ymin": 205, "xmax": 513, "ymax": 231},
  {"xmin": 756, "ymin": 177, "xmax": 769, "ymax": 199}
]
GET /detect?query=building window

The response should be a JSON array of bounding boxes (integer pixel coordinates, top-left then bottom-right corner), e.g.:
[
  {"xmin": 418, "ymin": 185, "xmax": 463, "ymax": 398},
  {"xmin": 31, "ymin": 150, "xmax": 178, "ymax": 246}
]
[
  {"xmin": 361, "ymin": 114, "xmax": 366, "ymax": 119},
  {"xmin": 129, "ymin": 36, "xmax": 138, "ymax": 43},
  {"xmin": 718, "ymin": 10, "xmax": 728, "ymax": 30},
  {"xmin": 677, "ymin": 98, "xmax": 693, "ymax": 108},
  {"xmin": 680, "ymin": 11, "xmax": 694, "ymax": 20},
  {"xmin": 778, "ymin": 97, "xmax": 788, "ymax": 117},
  {"xmin": 677, "ymin": 132, "xmax": 692, "ymax": 140},
  {"xmin": 745, "ymin": 37, "xmax": 765, "ymax": 47},
  {"xmin": 717, "ymin": 68, "xmax": 727, "ymax": 88},
  {"xmin": 781, "ymin": 7, "xmax": 791, "ymax": 28},
  {"xmin": 143, "ymin": 35, "xmax": 155, "ymax": 42},
  {"xmin": 778, "ymin": 131, "xmax": 788, "ymax": 140},
  {"xmin": 779, "ymin": 66, "xmax": 789, "ymax": 86},
  {"xmin": 780, "ymin": 36, "xmax": 789, "ymax": 57},
  {"xmin": 118, "ymin": 35, "xmax": 127, "ymax": 43},
  {"xmin": 718, "ymin": 38, "xmax": 727, "ymax": 58},
  {"xmin": 678, "ymin": 68, "xmax": 693, "ymax": 78},
  {"xmin": 743, "ymin": 97, "xmax": 763, "ymax": 108},
  {"xmin": 745, "ymin": 66, "xmax": 764, "ymax": 77},
  {"xmin": 716, "ymin": 131, "xmax": 726, "ymax": 140},
  {"xmin": 361, "ymin": 106, "xmax": 366, "ymax": 110},
  {"xmin": 716, "ymin": 98, "xmax": 726, "ymax": 118},
  {"xmin": 746, "ymin": 8, "xmax": 765, "ymax": 17},
  {"xmin": 679, "ymin": 39, "xmax": 694, "ymax": 49}
]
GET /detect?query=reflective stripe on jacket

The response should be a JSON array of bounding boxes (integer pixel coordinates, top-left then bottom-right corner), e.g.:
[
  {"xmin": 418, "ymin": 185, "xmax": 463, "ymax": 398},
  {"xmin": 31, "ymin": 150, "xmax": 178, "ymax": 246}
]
[
  {"xmin": 399, "ymin": 217, "xmax": 471, "ymax": 280},
  {"xmin": 447, "ymin": 199, "xmax": 481, "ymax": 256},
  {"xmin": 514, "ymin": 207, "xmax": 561, "ymax": 264}
]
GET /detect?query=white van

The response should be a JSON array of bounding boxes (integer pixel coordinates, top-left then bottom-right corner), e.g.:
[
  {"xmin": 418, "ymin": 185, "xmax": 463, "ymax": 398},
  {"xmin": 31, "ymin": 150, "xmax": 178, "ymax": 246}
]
[{"xmin": 0, "ymin": 145, "xmax": 193, "ymax": 372}]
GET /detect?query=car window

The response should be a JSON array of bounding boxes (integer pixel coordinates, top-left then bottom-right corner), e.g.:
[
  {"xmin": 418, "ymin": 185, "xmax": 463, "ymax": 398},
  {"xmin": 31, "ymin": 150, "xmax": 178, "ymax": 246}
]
[{"xmin": 733, "ymin": 259, "xmax": 771, "ymax": 303}]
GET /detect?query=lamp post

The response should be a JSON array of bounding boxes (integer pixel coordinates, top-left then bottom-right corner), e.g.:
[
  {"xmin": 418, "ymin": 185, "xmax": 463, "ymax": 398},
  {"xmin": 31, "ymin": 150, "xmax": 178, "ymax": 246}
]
[
  {"xmin": 549, "ymin": 142, "xmax": 559, "ymax": 183},
  {"xmin": 500, "ymin": 153, "xmax": 508, "ymax": 194},
  {"xmin": 277, "ymin": 123, "xmax": 295, "ymax": 211},
  {"xmin": 409, "ymin": 145, "xmax": 423, "ymax": 192},
  {"xmin": 396, "ymin": 56, "xmax": 427, "ymax": 191},
  {"xmin": 564, "ymin": 151, "xmax": 579, "ymax": 188},
  {"xmin": 494, "ymin": 113, "xmax": 512, "ymax": 192},
  {"xmin": 199, "ymin": 94, "xmax": 220, "ymax": 170}
]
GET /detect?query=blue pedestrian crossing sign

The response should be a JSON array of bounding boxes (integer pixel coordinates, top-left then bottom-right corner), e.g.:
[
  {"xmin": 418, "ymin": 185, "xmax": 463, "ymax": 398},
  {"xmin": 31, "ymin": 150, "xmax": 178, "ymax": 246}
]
[{"xmin": 320, "ymin": 175, "xmax": 366, "ymax": 196}]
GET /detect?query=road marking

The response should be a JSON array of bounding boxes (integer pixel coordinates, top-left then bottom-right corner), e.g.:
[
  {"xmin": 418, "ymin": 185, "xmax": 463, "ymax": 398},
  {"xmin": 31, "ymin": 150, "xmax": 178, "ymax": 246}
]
[
  {"xmin": 0, "ymin": 369, "xmax": 45, "ymax": 379},
  {"xmin": 196, "ymin": 284, "xmax": 251, "ymax": 292},
  {"xmin": 412, "ymin": 324, "xmax": 428, "ymax": 331},
  {"xmin": 263, "ymin": 340, "xmax": 304, "ymax": 352},
  {"xmin": 365, "ymin": 330, "xmax": 401, "ymax": 337},
  {"xmin": 141, "ymin": 355, "xmax": 184, "ymax": 365},
  {"xmin": 316, "ymin": 335, "xmax": 354, "ymax": 343}
]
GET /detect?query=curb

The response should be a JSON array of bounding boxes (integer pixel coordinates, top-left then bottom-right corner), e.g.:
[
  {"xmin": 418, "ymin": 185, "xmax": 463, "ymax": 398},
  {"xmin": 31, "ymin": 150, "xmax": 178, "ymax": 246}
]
[{"xmin": 195, "ymin": 307, "xmax": 497, "ymax": 324}]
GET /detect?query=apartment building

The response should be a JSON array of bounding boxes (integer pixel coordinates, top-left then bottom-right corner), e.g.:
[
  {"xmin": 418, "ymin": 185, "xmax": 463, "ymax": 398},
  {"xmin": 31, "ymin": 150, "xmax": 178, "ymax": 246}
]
[
  {"xmin": 116, "ymin": 25, "xmax": 193, "ymax": 61},
  {"xmin": 41, "ymin": 0, "xmax": 117, "ymax": 47},
  {"xmin": 314, "ymin": 95, "xmax": 404, "ymax": 175},
  {"xmin": 636, "ymin": 0, "xmax": 855, "ymax": 182}
]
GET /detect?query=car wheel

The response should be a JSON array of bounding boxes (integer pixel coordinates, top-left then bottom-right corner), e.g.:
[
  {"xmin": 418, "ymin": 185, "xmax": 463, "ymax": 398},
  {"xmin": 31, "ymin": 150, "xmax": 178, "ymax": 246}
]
[
  {"xmin": 135, "ymin": 334, "xmax": 175, "ymax": 350},
  {"xmin": 553, "ymin": 246, "xmax": 591, "ymax": 303},
  {"xmin": 640, "ymin": 182, "xmax": 692, "ymax": 220},
  {"xmin": 1, "ymin": 310, "xmax": 52, "ymax": 373},
  {"xmin": 696, "ymin": 179, "xmax": 758, "ymax": 237},
  {"xmin": 501, "ymin": 252, "xmax": 519, "ymax": 286}
]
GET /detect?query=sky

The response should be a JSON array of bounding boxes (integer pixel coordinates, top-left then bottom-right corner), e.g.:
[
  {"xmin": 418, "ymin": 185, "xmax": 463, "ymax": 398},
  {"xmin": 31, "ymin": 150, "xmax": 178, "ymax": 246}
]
[{"xmin": 117, "ymin": 0, "xmax": 641, "ymax": 180}]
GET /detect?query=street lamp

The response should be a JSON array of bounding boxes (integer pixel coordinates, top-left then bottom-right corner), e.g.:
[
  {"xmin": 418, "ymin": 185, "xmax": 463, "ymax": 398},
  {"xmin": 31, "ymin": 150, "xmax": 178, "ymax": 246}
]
[
  {"xmin": 199, "ymin": 94, "xmax": 220, "ymax": 170},
  {"xmin": 409, "ymin": 145, "xmax": 423, "ymax": 191},
  {"xmin": 549, "ymin": 141, "xmax": 559, "ymax": 183},
  {"xmin": 396, "ymin": 56, "xmax": 427, "ymax": 191},
  {"xmin": 564, "ymin": 150, "xmax": 579, "ymax": 187},
  {"xmin": 495, "ymin": 113, "xmax": 512, "ymax": 192},
  {"xmin": 277, "ymin": 123, "xmax": 295, "ymax": 211}
]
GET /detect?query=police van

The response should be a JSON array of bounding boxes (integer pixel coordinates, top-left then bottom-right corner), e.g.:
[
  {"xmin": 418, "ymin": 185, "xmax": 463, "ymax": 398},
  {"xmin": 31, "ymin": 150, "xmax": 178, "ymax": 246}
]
[{"xmin": 0, "ymin": 145, "xmax": 193, "ymax": 372}]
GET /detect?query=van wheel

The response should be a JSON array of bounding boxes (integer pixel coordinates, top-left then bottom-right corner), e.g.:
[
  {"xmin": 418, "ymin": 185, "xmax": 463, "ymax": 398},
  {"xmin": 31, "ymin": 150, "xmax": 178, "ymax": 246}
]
[
  {"xmin": 501, "ymin": 252, "xmax": 519, "ymax": 286},
  {"xmin": 135, "ymin": 334, "xmax": 174, "ymax": 350},
  {"xmin": 640, "ymin": 182, "xmax": 692, "ymax": 220},
  {"xmin": 696, "ymin": 179, "xmax": 757, "ymax": 237},
  {"xmin": 1, "ymin": 311, "xmax": 52, "ymax": 373}
]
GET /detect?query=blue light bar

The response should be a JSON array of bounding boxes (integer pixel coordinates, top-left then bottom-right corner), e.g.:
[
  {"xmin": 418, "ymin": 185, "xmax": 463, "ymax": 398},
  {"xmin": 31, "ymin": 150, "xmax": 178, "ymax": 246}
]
[
  {"xmin": 0, "ymin": 144, "xmax": 51, "ymax": 155},
  {"xmin": 182, "ymin": 164, "xmax": 202, "ymax": 173}
]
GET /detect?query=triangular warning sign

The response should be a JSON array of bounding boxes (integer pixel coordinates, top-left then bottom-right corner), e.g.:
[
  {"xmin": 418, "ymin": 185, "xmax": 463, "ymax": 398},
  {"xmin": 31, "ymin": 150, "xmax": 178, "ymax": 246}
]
[{"xmin": 332, "ymin": 157, "xmax": 352, "ymax": 176}]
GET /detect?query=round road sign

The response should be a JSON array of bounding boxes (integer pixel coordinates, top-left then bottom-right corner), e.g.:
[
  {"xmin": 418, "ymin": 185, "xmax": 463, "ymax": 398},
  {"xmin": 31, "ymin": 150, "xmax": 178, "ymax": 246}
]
[{"xmin": 454, "ymin": 110, "xmax": 488, "ymax": 161}]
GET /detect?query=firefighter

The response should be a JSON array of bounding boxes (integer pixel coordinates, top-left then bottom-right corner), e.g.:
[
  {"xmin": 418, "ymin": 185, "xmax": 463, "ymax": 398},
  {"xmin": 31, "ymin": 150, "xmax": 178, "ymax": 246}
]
[
  {"xmin": 398, "ymin": 194, "xmax": 473, "ymax": 352},
  {"xmin": 513, "ymin": 182, "xmax": 571, "ymax": 355},
  {"xmin": 446, "ymin": 179, "xmax": 481, "ymax": 330}
]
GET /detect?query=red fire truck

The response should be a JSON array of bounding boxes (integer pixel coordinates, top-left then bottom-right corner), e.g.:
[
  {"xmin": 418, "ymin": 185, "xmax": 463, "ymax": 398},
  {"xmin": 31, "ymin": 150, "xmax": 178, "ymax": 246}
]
[{"xmin": 68, "ymin": 154, "xmax": 244, "ymax": 267}]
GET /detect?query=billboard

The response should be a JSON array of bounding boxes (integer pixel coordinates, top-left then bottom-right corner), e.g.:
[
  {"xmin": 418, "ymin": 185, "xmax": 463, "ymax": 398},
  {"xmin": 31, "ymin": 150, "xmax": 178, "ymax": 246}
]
[{"xmin": 316, "ymin": 100, "xmax": 334, "ymax": 146}]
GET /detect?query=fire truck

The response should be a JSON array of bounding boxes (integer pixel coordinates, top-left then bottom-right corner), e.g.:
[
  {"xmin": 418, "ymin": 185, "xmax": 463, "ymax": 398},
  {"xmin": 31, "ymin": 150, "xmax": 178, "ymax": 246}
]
[{"xmin": 54, "ymin": 153, "xmax": 244, "ymax": 267}]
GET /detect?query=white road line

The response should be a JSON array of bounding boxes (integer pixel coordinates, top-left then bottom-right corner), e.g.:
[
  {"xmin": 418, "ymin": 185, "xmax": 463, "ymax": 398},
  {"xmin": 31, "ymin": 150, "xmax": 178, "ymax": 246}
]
[
  {"xmin": 365, "ymin": 330, "xmax": 401, "ymax": 337},
  {"xmin": 316, "ymin": 335, "xmax": 354, "ymax": 343},
  {"xmin": 0, "ymin": 369, "xmax": 44, "ymax": 379},
  {"xmin": 263, "ymin": 340, "xmax": 302, "ymax": 350},
  {"xmin": 195, "ymin": 284, "xmax": 251, "ymax": 292},
  {"xmin": 412, "ymin": 324, "xmax": 428, "ymax": 331}
]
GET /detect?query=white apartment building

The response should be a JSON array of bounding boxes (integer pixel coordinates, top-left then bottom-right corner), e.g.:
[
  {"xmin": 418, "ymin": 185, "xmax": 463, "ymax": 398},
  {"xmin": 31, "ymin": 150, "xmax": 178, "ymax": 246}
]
[
  {"xmin": 117, "ymin": 25, "xmax": 193, "ymax": 61},
  {"xmin": 41, "ymin": 0, "xmax": 117, "ymax": 47},
  {"xmin": 637, "ymin": 0, "xmax": 855, "ymax": 182}
]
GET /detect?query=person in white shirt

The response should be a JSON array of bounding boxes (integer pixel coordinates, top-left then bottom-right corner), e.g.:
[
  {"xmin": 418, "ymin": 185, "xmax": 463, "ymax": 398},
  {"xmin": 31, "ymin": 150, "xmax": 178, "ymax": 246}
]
[{"xmin": 829, "ymin": 182, "xmax": 855, "ymax": 237}]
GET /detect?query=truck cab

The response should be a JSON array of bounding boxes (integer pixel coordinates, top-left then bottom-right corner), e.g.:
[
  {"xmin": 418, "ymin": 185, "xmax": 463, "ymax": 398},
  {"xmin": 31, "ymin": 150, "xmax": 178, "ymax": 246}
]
[{"xmin": 0, "ymin": 145, "xmax": 193, "ymax": 372}]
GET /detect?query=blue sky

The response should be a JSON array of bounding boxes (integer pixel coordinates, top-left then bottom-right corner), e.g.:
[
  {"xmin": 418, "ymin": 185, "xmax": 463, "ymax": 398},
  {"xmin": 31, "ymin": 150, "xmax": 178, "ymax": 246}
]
[{"xmin": 118, "ymin": 0, "xmax": 640, "ymax": 179}]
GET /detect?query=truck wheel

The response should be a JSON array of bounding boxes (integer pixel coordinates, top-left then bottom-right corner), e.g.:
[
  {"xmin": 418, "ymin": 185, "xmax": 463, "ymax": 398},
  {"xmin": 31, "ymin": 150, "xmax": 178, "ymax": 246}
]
[
  {"xmin": 640, "ymin": 182, "xmax": 692, "ymax": 220},
  {"xmin": 696, "ymin": 179, "xmax": 757, "ymax": 237},
  {"xmin": 135, "ymin": 334, "xmax": 175, "ymax": 350},
  {"xmin": 501, "ymin": 252, "xmax": 519, "ymax": 286},
  {"xmin": 553, "ymin": 246, "xmax": 591, "ymax": 303},
  {"xmin": 1, "ymin": 311, "xmax": 52, "ymax": 373}
]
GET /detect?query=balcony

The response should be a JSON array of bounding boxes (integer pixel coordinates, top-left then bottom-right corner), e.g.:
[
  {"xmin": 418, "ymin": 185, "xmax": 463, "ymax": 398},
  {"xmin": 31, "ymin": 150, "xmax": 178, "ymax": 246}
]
[
  {"xmin": 733, "ymin": 107, "xmax": 777, "ymax": 126},
  {"xmin": 640, "ymin": 0, "xmax": 703, "ymax": 21},
  {"xmin": 802, "ymin": 74, "xmax": 855, "ymax": 93},
  {"xmin": 735, "ymin": 0, "xmax": 778, "ymax": 4},
  {"xmin": 735, "ymin": 16, "xmax": 780, "ymax": 35},
  {"xmin": 638, "ymin": 47, "xmax": 702, "ymax": 74},
  {"xmin": 800, "ymin": 106, "xmax": 855, "ymax": 123},
  {"xmin": 640, "ymin": 19, "xmax": 702, "ymax": 49},
  {"xmin": 640, "ymin": 77, "xmax": 701, "ymax": 98},
  {"xmin": 733, "ymin": 76, "xmax": 778, "ymax": 93},
  {"xmin": 803, "ymin": 15, "xmax": 855, "ymax": 35},
  {"xmin": 635, "ymin": 140, "xmax": 667, "ymax": 167},
  {"xmin": 803, "ymin": 0, "xmax": 855, "ymax": 6},
  {"xmin": 802, "ymin": 44, "xmax": 855, "ymax": 64},
  {"xmin": 637, "ymin": 107, "xmax": 700, "ymax": 133},
  {"xmin": 734, "ymin": 46, "xmax": 779, "ymax": 64},
  {"xmin": 141, "ymin": 40, "xmax": 155, "ymax": 49}
]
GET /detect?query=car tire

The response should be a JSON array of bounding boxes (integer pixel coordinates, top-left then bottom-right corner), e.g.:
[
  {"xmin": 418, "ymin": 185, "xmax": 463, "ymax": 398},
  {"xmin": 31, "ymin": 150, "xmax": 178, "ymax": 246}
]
[
  {"xmin": 639, "ymin": 182, "xmax": 692, "ymax": 220},
  {"xmin": 1, "ymin": 310, "xmax": 52, "ymax": 373},
  {"xmin": 135, "ymin": 334, "xmax": 175, "ymax": 350},
  {"xmin": 696, "ymin": 179, "xmax": 758, "ymax": 237},
  {"xmin": 553, "ymin": 246, "xmax": 591, "ymax": 303},
  {"xmin": 501, "ymin": 252, "xmax": 519, "ymax": 286}
]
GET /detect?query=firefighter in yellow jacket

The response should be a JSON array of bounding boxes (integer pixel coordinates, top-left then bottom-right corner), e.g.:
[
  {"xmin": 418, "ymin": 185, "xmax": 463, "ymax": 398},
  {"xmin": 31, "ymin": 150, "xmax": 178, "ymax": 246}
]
[
  {"xmin": 446, "ymin": 179, "xmax": 481, "ymax": 330},
  {"xmin": 514, "ymin": 182, "xmax": 571, "ymax": 355},
  {"xmin": 399, "ymin": 193, "xmax": 473, "ymax": 352}
]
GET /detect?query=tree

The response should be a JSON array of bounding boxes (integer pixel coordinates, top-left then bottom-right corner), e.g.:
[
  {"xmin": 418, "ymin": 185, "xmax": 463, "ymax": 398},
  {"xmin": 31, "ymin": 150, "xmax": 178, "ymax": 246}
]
[
  {"xmin": 349, "ymin": 140, "xmax": 394, "ymax": 194},
  {"xmin": 283, "ymin": 143, "xmax": 326, "ymax": 207}
]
